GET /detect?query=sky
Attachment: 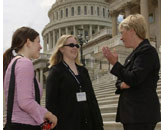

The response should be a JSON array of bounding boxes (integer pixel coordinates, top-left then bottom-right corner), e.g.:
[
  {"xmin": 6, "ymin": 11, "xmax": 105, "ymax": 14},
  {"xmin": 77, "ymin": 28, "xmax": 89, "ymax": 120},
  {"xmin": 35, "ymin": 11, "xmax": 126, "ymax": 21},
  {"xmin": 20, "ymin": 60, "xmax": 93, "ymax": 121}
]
[
  {"xmin": 3, "ymin": 0, "xmax": 57, "ymax": 52},
  {"xmin": 3, "ymin": 0, "xmax": 123, "ymax": 52}
]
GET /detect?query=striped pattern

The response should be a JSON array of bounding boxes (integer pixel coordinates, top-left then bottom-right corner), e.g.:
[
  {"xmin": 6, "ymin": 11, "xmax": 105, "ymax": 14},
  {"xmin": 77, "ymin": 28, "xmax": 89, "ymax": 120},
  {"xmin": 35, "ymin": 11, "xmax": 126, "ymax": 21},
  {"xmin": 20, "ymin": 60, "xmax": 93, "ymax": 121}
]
[{"xmin": 3, "ymin": 72, "xmax": 161, "ymax": 129}]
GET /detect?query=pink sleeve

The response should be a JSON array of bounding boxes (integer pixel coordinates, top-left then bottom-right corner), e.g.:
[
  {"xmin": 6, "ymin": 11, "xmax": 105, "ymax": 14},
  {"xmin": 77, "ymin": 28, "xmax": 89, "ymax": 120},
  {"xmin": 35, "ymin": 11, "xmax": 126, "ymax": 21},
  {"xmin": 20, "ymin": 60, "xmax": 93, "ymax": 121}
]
[{"xmin": 15, "ymin": 58, "xmax": 48, "ymax": 124}]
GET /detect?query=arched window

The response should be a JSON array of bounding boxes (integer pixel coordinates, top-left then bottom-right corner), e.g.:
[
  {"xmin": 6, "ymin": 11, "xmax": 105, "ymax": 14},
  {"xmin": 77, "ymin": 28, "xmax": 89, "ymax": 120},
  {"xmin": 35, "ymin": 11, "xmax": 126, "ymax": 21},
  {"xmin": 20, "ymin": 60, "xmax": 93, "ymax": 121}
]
[
  {"xmin": 71, "ymin": 7, "xmax": 74, "ymax": 16},
  {"xmin": 103, "ymin": 8, "xmax": 105, "ymax": 17},
  {"xmin": 66, "ymin": 8, "xmax": 68, "ymax": 17},
  {"xmin": 91, "ymin": 6, "xmax": 93, "ymax": 15},
  {"xmin": 61, "ymin": 10, "xmax": 63, "ymax": 18},
  {"xmin": 84, "ymin": 6, "xmax": 87, "ymax": 15},
  {"xmin": 97, "ymin": 7, "xmax": 99, "ymax": 16},
  {"xmin": 78, "ymin": 6, "xmax": 81, "ymax": 15}
]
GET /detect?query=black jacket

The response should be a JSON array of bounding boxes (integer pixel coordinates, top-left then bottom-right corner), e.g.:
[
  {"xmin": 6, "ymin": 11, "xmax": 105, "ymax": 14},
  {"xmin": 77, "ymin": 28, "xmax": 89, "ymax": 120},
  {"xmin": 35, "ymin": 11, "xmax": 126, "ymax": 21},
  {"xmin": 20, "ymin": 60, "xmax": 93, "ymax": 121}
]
[
  {"xmin": 111, "ymin": 39, "xmax": 161, "ymax": 124},
  {"xmin": 46, "ymin": 62, "xmax": 104, "ymax": 130}
]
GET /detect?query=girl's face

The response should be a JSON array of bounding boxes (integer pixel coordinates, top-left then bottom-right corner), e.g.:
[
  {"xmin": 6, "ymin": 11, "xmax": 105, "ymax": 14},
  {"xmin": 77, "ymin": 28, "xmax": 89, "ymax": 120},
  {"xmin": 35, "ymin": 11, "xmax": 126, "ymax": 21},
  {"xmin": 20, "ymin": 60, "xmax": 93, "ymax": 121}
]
[
  {"xmin": 28, "ymin": 36, "xmax": 42, "ymax": 59},
  {"xmin": 60, "ymin": 37, "xmax": 79, "ymax": 61}
]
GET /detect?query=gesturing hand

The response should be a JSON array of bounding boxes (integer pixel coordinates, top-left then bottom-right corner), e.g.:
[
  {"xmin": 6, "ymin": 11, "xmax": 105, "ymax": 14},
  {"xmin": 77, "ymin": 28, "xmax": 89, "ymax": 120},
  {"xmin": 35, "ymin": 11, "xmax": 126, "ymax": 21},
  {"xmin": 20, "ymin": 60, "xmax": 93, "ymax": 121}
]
[{"xmin": 102, "ymin": 47, "xmax": 118, "ymax": 65}]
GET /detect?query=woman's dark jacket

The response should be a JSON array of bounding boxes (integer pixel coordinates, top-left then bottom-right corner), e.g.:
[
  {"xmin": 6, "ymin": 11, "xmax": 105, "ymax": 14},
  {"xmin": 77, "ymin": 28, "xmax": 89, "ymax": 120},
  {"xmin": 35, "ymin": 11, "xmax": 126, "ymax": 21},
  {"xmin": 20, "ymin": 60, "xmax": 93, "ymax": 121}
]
[
  {"xmin": 111, "ymin": 39, "xmax": 161, "ymax": 124},
  {"xmin": 46, "ymin": 62, "xmax": 104, "ymax": 130}
]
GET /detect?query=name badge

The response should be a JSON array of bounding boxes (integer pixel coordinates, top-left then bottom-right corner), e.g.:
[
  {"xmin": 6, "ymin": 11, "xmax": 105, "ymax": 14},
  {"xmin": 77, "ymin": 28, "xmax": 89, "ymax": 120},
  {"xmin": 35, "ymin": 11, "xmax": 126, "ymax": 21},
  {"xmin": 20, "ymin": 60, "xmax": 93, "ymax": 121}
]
[{"xmin": 76, "ymin": 92, "xmax": 87, "ymax": 102}]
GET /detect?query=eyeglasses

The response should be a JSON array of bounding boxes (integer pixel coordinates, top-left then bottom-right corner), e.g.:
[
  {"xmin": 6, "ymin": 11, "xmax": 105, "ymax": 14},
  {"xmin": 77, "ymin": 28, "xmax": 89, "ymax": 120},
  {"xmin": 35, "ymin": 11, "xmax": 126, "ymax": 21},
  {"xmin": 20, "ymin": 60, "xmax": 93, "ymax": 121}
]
[{"xmin": 63, "ymin": 43, "xmax": 80, "ymax": 48}]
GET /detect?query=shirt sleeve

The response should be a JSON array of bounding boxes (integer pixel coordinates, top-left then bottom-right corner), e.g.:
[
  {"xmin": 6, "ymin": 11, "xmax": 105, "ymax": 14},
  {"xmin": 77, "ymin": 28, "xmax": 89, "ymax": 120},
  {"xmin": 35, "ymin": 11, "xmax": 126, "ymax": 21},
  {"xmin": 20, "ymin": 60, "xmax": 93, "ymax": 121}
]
[
  {"xmin": 15, "ymin": 58, "xmax": 47, "ymax": 124},
  {"xmin": 46, "ymin": 67, "xmax": 60, "ymax": 116},
  {"xmin": 110, "ymin": 47, "xmax": 158, "ymax": 88}
]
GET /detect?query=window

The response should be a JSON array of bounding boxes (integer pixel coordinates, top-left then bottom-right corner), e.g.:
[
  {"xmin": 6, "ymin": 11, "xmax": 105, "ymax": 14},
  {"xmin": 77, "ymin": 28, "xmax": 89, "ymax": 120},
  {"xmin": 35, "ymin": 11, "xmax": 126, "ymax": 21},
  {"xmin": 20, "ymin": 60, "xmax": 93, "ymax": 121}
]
[
  {"xmin": 97, "ymin": 7, "xmax": 99, "ymax": 16},
  {"xmin": 71, "ymin": 7, "xmax": 74, "ymax": 16},
  {"xmin": 78, "ymin": 6, "xmax": 81, "ymax": 15},
  {"xmin": 149, "ymin": 13, "xmax": 154, "ymax": 23},
  {"xmin": 103, "ymin": 8, "xmax": 105, "ymax": 17},
  {"xmin": 84, "ymin": 6, "xmax": 87, "ymax": 15},
  {"xmin": 61, "ymin": 10, "xmax": 63, "ymax": 18},
  {"xmin": 91, "ymin": 6, "xmax": 93, "ymax": 15},
  {"xmin": 66, "ymin": 8, "xmax": 68, "ymax": 17}
]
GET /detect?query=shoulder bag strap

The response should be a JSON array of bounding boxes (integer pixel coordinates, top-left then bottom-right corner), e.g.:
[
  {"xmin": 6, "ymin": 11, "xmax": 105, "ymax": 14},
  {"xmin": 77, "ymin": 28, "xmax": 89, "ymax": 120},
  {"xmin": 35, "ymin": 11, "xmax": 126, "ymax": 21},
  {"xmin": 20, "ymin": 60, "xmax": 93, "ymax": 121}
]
[
  {"xmin": 34, "ymin": 77, "xmax": 40, "ymax": 104},
  {"xmin": 6, "ymin": 58, "xmax": 19, "ymax": 124}
]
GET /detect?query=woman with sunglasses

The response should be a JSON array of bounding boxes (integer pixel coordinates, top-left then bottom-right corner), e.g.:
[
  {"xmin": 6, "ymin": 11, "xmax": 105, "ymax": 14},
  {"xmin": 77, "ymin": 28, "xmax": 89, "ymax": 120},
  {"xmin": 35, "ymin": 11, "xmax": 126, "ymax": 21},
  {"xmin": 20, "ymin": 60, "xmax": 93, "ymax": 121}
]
[{"xmin": 46, "ymin": 35, "xmax": 104, "ymax": 130}]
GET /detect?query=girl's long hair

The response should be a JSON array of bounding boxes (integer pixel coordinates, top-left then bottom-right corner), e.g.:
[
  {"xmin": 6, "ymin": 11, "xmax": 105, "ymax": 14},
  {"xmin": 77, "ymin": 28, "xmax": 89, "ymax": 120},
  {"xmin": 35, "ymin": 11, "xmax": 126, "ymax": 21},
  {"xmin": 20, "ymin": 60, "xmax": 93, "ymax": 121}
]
[{"xmin": 3, "ymin": 26, "xmax": 39, "ymax": 78}]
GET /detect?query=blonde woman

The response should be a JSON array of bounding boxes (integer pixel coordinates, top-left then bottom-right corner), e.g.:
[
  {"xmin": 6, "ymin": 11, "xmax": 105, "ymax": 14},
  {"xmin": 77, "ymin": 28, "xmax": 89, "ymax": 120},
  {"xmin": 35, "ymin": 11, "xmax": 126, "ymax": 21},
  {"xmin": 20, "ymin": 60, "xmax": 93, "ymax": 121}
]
[
  {"xmin": 102, "ymin": 14, "xmax": 160, "ymax": 130},
  {"xmin": 46, "ymin": 35, "xmax": 104, "ymax": 130}
]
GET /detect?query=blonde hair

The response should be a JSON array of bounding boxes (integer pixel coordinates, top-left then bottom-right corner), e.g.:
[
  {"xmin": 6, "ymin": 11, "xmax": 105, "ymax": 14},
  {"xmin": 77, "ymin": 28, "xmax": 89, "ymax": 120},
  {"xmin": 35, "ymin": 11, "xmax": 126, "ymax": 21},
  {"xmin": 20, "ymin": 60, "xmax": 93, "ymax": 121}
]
[
  {"xmin": 49, "ymin": 35, "xmax": 81, "ymax": 68},
  {"xmin": 119, "ymin": 14, "xmax": 147, "ymax": 39}
]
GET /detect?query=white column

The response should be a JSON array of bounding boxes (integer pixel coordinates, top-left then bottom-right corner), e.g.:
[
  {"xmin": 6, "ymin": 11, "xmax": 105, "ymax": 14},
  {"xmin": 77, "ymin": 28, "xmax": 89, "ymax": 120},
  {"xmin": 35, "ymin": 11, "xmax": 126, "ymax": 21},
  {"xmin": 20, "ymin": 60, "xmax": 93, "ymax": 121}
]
[
  {"xmin": 40, "ymin": 69, "xmax": 44, "ymax": 88},
  {"xmin": 89, "ymin": 25, "xmax": 92, "ymax": 37},
  {"xmin": 73, "ymin": 25, "xmax": 76, "ymax": 36},
  {"xmin": 124, "ymin": 6, "xmax": 130, "ymax": 17},
  {"xmin": 43, "ymin": 35, "xmax": 47, "ymax": 52},
  {"xmin": 140, "ymin": 0, "xmax": 150, "ymax": 39},
  {"xmin": 66, "ymin": 27, "xmax": 69, "ymax": 34},
  {"xmin": 97, "ymin": 26, "xmax": 100, "ymax": 32},
  {"xmin": 53, "ymin": 30, "xmax": 55, "ymax": 47},
  {"xmin": 112, "ymin": 12, "xmax": 117, "ymax": 37},
  {"xmin": 82, "ymin": 25, "xmax": 85, "ymax": 40},
  {"xmin": 59, "ymin": 28, "xmax": 61, "ymax": 38},
  {"xmin": 48, "ymin": 32, "xmax": 52, "ymax": 49}
]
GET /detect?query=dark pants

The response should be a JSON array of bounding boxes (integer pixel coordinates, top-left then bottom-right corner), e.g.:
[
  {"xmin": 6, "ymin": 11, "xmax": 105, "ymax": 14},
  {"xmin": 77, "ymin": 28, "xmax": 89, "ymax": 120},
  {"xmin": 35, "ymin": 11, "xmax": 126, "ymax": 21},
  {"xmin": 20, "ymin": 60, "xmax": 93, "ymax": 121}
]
[
  {"xmin": 123, "ymin": 123, "xmax": 156, "ymax": 130},
  {"xmin": 4, "ymin": 123, "xmax": 41, "ymax": 130}
]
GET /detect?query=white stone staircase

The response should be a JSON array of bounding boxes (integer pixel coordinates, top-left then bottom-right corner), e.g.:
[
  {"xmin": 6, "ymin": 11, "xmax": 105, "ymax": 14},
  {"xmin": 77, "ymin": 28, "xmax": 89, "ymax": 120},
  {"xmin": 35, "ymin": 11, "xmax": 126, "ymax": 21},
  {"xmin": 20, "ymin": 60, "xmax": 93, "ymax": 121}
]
[{"xmin": 93, "ymin": 72, "xmax": 161, "ymax": 130}]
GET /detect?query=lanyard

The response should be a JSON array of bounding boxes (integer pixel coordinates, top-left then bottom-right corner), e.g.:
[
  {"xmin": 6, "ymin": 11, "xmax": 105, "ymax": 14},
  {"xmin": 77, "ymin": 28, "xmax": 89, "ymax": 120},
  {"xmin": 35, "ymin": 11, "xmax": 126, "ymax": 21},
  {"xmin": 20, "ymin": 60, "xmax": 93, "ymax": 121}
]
[{"xmin": 62, "ymin": 61, "xmax": 82, "ymax": 92}]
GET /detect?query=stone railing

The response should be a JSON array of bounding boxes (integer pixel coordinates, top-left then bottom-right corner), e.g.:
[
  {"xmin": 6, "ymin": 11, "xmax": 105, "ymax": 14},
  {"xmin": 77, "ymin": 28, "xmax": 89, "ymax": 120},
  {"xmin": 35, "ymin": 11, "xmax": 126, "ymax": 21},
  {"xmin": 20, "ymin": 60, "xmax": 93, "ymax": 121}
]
[
  {"xmin": 89, "ymin": 28, "xmax": 112, "ymax": 41},
  {"xmin": 32, "ymin": 53, "xmax": 51, "ymax": 64},
  {"xmin": 109, "ymin": 0, "xmax": 134, "ymax": 11},
  {"xmin": 38, "ymin": 53, "xmax": 51, "ymax": 60},
  {"xmin": 93, "ymin": 34, "xmax": 123, "ymax": 54}
]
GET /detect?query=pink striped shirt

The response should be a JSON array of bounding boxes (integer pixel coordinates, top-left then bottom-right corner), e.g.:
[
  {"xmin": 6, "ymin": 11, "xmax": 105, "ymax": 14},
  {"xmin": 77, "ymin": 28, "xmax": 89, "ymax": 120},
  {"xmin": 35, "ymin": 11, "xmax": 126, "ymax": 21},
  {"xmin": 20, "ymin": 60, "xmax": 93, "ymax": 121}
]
[{"xmin": 4, "ymin": 57, "xmax": 47, "ymax": 125}]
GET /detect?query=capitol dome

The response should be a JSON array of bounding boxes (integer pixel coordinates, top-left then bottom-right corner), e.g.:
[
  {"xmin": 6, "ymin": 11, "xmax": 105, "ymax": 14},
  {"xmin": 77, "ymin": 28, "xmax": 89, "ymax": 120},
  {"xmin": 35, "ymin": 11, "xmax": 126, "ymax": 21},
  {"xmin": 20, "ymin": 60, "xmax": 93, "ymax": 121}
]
[{"xmin": 42, "ymin": 0, "xmax": 112, "ymax": 53}]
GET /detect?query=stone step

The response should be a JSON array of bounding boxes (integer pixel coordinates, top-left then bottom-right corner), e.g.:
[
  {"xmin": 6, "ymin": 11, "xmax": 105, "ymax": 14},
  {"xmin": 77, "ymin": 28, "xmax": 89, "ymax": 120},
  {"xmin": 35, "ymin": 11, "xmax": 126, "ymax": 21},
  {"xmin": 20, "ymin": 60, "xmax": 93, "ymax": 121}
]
[
  {"xmin": 103, "ymin": 121, "xmax": 161, "ymax": 130},
  {"xmin": 94, "ymin": 86, "xmax": 116, "ymax": 92},
  {"xmin": 103, "ymin": 121, "xmax": 123, "ymax": 130},
  {"xmin": 100, "ymin": 104, "xmax": 117, "ymax": 113},
  {"xmin": 102, "ymin": 111, "xmax": 161, "ymax": 122},
  {"xmin": 98, "ymin": 99, "xmax": 119, "ymax": 106},
  {"xmin": 95, "ymin": 89, "xmax": 115, "ymax": 95},
  {"xmin": 102, "ymin": 113, "xmax": 116, "ymax": 121},
  {"xmin": 97, "ymin": 95, "xmax": 119, "ymax": 102}
]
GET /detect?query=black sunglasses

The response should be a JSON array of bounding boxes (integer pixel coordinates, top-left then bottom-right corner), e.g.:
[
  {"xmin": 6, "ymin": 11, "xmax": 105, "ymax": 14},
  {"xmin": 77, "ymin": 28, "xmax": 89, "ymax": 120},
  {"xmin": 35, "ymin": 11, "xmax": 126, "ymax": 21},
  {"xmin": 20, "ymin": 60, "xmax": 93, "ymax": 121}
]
[{"xmin": 63, "ymin": 43, "xmax": 80, "ymax": 48}]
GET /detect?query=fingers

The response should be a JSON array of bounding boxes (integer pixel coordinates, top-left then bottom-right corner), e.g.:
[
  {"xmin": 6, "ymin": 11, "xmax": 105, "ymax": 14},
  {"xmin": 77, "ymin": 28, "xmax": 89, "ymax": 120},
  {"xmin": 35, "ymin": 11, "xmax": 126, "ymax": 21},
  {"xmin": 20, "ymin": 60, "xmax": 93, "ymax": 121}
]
[
  {"xmin": 50, "ymin": 115, "xmax": 57, "ymax": 129},
  {"xmin": 44, "ymin": 112, "xmax": 57, "ymax": 129},
  {"xmin": 102, "ymin": 47, "xmax": 118, "ymax": 65},
  {"xmin": 102, "ymin": 47, "xmax": 111, "ymax": 57},
  {"xmin": 50, "ymin": 122, "xmax": 57, "ymax": 129},
  {"xmin": 120, "ymin": 82, "xmax": 130, "ymax": 89}
]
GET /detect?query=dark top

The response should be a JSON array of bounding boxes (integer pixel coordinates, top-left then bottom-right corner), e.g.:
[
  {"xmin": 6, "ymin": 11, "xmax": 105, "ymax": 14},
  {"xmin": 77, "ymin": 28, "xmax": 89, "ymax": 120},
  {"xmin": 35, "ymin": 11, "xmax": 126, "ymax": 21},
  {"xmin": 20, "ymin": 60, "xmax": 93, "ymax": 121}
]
[
  {"xmin": 111, "ymin": 39, "xmax": 161, "ymax": 124},
  {"xmin": 46, "ymin": 62, "xmax": 104, "ymax": 130}
]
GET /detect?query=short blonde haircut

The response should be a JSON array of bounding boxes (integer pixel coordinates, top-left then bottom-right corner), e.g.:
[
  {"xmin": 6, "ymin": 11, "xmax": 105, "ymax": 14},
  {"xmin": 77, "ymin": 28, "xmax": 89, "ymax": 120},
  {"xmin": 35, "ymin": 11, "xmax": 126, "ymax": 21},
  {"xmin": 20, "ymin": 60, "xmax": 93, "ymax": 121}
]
[
  {"xmin": 119, "ymin": 14, "xmax": 147, "ymax": 39},
  {"xmin": 49, "ymin": 35, "xmax": 81, "ymax": 68}
]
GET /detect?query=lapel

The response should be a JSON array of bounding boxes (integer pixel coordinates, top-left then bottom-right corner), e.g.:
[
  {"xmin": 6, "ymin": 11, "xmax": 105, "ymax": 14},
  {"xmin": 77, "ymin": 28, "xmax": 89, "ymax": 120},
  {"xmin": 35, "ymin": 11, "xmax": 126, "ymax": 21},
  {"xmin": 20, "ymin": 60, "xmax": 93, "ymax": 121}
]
[
  {"xmin": 123, "ymin": 52, "xmax": 135, "ymax": 67},
  {"xmin": 123, "ymin": 39, "xmax": 150, "ymax": 67}
]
